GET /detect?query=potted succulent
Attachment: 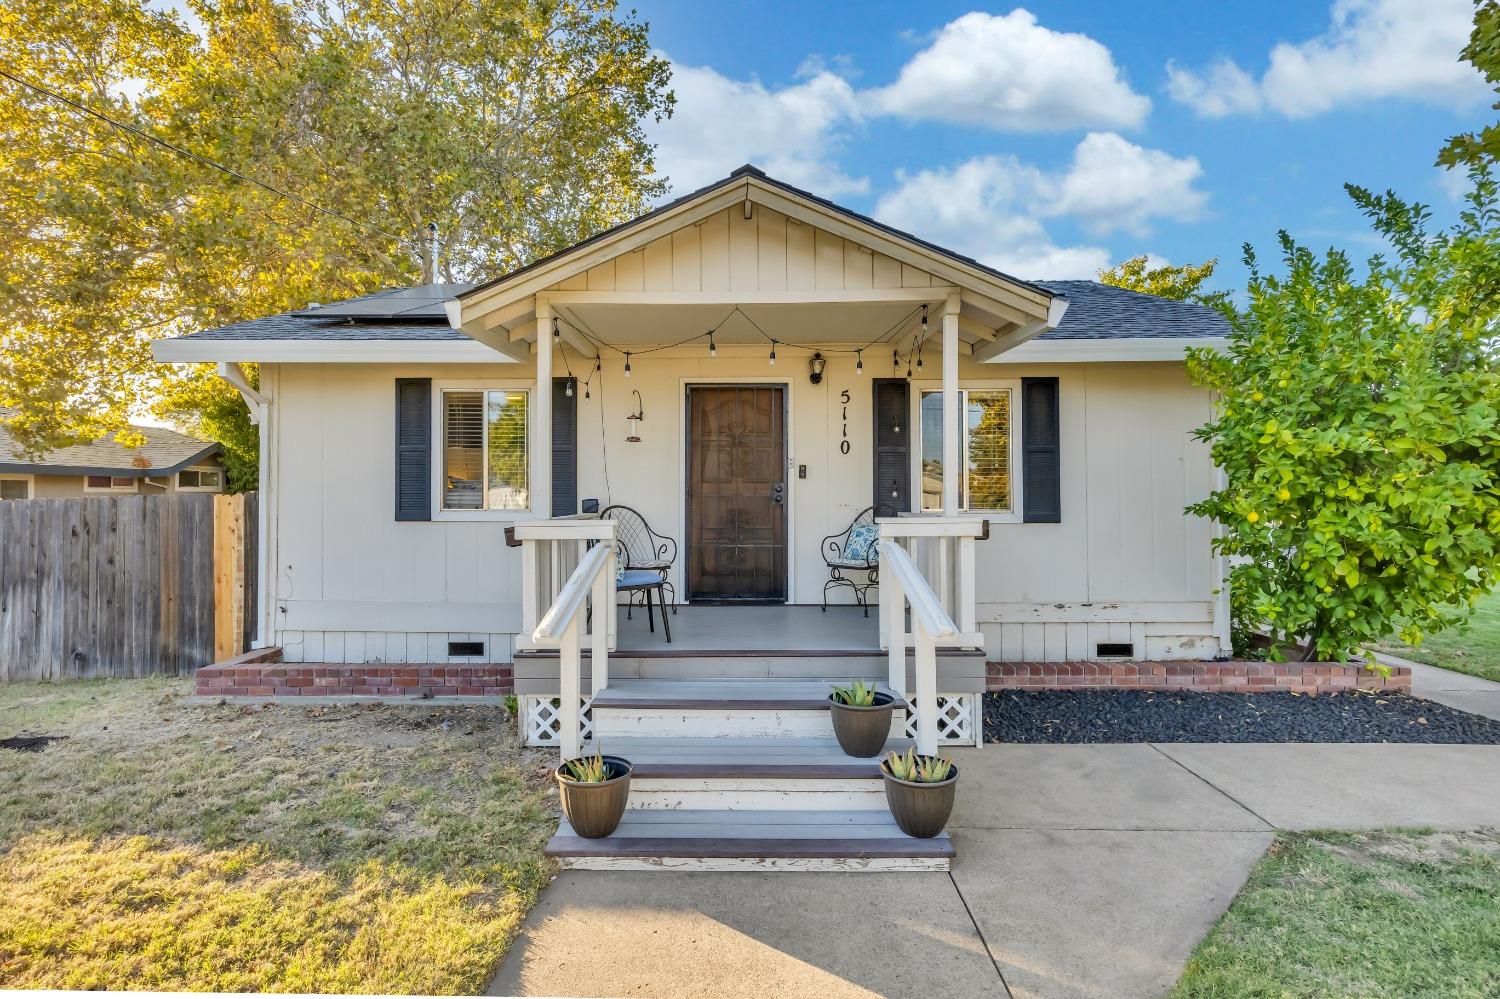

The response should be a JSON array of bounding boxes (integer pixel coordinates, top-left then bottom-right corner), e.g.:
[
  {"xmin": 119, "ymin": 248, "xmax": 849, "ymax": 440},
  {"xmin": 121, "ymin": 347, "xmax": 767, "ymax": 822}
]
[
  {"xmin": 555, "ymin": 751, "xmax": 632, "ymax": 838},
  {"xmin": 881, "ymin": 747, "xmax": 959, "ymax": 838},
  {"xmin": 828, "ymin": 679, "xmax": 896, "ymax": 758}
]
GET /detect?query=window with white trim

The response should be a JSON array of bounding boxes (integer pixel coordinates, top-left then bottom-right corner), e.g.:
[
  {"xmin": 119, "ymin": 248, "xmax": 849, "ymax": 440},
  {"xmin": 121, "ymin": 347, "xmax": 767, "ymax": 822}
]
[
  {"xmin": 0, "ymin": 476, "xmax": 30, "ymax": 500},
  {"xmin": 441, "ymin": 389, "xmax": 529, "ymax": 511},
  {"xmin": 918, "ymin": 388, "xmax": 1015, "ymax": 513},
  {"xmin": 84, "ymin": 475, "xmax": 137, "ymax": 493},
  {"xmin": 177, "ymin": 466, "xmax": 223, "ymax": 491}
]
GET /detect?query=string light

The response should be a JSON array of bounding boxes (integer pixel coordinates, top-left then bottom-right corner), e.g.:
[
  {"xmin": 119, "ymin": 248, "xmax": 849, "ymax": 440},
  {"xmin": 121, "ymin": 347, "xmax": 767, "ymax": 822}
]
[
  {"xmin": 553, "ymin": 319, "xmax": 560, "ymax": 341},
  {"xmin": 565, "ymin": 377, "xmax": 574, "ymax": 398},
  {"xmin": 921, "ymin": 304, "xmax": 928, "ymax": 336},
  {"xmin": 768, "ymin": 340, "xmax": 777, "ymax": 366},
  {"xmin": 855, "ymin": 350, "xmax": 863, "ymax": 374},
  {"xmin": 708, "ymin": 332, "xmax": 717, "ymax": 357},
  {"xmin": 624, "ymin": 352, "xmax": 632, "ymax": 378}
]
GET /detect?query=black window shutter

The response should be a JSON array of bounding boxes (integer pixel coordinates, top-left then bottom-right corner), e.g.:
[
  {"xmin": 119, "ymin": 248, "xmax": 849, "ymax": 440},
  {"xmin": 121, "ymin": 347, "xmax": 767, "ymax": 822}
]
[
  {"xmin": 1021, "ymin": 377, "xmax": 1061, "ymax": 523},
  {"xmin": 872, "ymin": 378, "xmax": 910, "ymax": 518},
  {"xmin": 394, "ymin": 378, "xmax": 431, "ymax": 521},
  {"xmin": 551, "ymin": 377, "xmax": 578, "ymax": 517}
]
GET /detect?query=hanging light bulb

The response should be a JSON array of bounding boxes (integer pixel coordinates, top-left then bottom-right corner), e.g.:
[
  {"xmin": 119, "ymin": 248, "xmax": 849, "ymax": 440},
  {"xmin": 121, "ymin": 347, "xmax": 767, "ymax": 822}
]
[
  {"xmin": 624, "ymin": 352, "xmax": 632, "ymax": 378},
  {"xmin": 855, "ymin": 351, "xmax": 864, "ymax": 374},
  {"xmin": 552, "ymin": 319, "xmax": 560, "ymax": 341},
  {"xmin": 921, "ymin": 304, "xmax": 928, "ymax": 336},
  {"xmin": 565, "ymin": 378, "xmax": 574, "ymax": 398},
  {"xmin": 768, "ymin": 340, "xmax": 777, "ymax": 366},
  {"xmin": 584, "ymin": 382, "xmax": 591, "ymax": 401},
  {"xmin": 708, "ymin": 332, "xmax": 717, "ymax": 357},
  {"xmin": 916, "ymin": 353, "xmax": 924, "ymax": 371},
  {"xmin": 893, "ymin": 350, "xmax": 899, "ymax": 368}
]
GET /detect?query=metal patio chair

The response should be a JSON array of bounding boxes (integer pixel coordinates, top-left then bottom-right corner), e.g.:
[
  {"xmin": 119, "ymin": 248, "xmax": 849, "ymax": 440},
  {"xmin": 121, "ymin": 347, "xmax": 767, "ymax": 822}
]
[
  {"xmin": 599, "ymin": 503, "xmax": 679, "ymax": 615},
  {"xmin": 821, "ymin": 505, "xmax": 880, "ymax": 616}
]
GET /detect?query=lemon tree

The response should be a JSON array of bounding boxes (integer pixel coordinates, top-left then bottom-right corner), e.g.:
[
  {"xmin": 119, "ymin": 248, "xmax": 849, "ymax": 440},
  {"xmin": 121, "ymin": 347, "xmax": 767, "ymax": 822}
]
[{"xmin": 1187, "ymin": 175, "xmax": 1500, "ymax": 660}]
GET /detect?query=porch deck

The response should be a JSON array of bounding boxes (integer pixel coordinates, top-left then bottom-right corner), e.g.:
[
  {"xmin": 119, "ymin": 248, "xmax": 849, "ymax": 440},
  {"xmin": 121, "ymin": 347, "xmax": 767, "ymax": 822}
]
[{"xmin": 616, "ymin": 604, "xmax": 879, "ymax": 653}]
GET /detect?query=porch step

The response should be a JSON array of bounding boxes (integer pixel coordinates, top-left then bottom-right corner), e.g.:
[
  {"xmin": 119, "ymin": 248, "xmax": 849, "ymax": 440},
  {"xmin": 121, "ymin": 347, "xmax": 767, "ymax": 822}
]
[
  {"xmin": 589, "ymin": 678, "xmax": 908, "ymax": 711},
  {"xmin": 581, "ymin": 736, "xmax": 910, "ymax": 779},
  {"xmin": 545, "ymin": 808, "xmax": 953, "ymax": 871},
  {"xmin": 589, "ymin": 679, "xmax": 907, "ymax": 740}
]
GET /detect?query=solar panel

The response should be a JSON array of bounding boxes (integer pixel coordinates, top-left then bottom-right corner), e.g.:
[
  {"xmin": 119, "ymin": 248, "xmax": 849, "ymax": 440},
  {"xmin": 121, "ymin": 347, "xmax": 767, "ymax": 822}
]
[{"xmin": 293, "ymin": 284, "xmax": 476, "ymax": 320}]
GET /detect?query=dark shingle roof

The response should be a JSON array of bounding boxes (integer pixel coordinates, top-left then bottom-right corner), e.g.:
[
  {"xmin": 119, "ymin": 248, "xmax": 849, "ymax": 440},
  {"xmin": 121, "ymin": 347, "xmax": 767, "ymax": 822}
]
[
  {"xmin": 1035, "ymin": 280, "xmax": 1230, "ymax": 340},
  {"xmin": 178, "ymin": 310, "xmax": 473, "ymax": 342},
  {"xmin": 0, "ymin": 412, "xmax": 220, "ymax": 477}
]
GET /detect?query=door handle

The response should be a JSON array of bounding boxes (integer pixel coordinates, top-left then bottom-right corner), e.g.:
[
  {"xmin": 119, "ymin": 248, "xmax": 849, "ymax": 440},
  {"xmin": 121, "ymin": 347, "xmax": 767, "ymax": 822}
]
[{"xmin": 771, "ymin": 482, "xmax": 785, "ymax": 504}]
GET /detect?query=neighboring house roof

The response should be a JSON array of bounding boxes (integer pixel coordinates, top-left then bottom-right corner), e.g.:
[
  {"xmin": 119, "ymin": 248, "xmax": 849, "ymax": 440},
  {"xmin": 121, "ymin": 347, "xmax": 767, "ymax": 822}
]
[
  {"xmin": 0, "ymin": 413, "xmax": 221, "ymax": 478},
  {"xmin": 1033, "ymin": 281, "xmax": 1230, "ymax": 340}
]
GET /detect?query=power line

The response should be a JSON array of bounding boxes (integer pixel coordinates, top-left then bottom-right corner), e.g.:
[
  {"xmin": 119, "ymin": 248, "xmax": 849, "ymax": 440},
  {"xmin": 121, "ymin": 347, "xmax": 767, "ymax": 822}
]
[{"xmin": 0, "ymin": 67, "xmax": 408, "ymax": 244}]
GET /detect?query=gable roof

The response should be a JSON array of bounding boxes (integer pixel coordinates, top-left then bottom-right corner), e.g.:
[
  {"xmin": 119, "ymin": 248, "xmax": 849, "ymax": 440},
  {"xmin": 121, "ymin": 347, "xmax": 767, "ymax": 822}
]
[
  {"xmin": 0, "ymin": 412, "xmax": 221, "ymax": 478},
  {"xmin": 459, "ymin": 165, "xmax": 1054, "ymax": 303}
]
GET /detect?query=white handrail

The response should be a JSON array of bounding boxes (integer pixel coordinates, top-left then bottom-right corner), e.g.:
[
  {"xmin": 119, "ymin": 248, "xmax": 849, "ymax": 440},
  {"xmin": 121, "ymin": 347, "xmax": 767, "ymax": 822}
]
[
  {"xmin": 880, "ymin": 541, "xmax": 959, "ymax": 642},
  {"xmin": 879, "ymin": 538, "xmax": 968, "ymax": 756},
  {"xmin": 524, "ymin": 534, "xmax": 615, "ymax": 760}
]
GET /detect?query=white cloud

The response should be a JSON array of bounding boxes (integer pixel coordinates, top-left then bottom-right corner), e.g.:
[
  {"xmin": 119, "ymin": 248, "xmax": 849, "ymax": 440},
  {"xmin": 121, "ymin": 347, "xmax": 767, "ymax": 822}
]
[
  {"xmin": 868, "ymin": 10, "xmax": 1151, "ymax": 131},
  {"xmin": 873, "ymin": 135, "xmax": 1207, "ymax": 279},
  {"xmin": 649, "ymin": 61, "xmax": 868, "ymax": 198},
  {"xmin": 1167, "ymin": 0, "xmax": 1487, "ymax": 118}
]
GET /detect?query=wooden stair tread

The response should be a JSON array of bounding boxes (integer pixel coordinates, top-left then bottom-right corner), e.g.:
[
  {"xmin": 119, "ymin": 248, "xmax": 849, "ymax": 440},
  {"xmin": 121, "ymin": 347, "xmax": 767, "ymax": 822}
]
[
  {"xmin": 582, "ymin": 736, "xmax": 911, "ymax": 778},
  {"xmin": 546, "ymin": 809, "xmax": 953, "ymax": 859},
  {"xmin": 589, "ymin": 678, "xmax": 908, "ymax": 711}
]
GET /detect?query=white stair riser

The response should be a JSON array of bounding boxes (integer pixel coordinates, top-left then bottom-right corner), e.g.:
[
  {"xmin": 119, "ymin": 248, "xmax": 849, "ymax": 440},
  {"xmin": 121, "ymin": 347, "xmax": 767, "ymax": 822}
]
[
  {"xmin": 627, "ymin": 778, "xmax": 886, "ymax": 812},
  {"xmin": 558, "ymin": 856, "xmax": 950, "ymax": 872},
  {"xmin": 592, "ymin": 708, "xmax": 906, "ymax": 740}
]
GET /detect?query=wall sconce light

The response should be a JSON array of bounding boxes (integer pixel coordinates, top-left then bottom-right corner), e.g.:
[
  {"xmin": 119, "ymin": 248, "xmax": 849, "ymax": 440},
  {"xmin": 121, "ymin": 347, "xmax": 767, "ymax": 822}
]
[
  {"xmin": 808, "ymin": 352, "xmax": 826, "ymax": 385},
  {"xmin": 626, "ymin": 389, "xmax": 644, "ymax": 442}
]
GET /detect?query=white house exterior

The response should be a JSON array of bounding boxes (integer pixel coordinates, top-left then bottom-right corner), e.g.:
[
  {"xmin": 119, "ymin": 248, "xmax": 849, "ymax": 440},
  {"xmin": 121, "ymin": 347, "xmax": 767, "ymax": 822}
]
[{"xmin": 155, "ymin": 165, "xmax": 1230, "ymax": 671}]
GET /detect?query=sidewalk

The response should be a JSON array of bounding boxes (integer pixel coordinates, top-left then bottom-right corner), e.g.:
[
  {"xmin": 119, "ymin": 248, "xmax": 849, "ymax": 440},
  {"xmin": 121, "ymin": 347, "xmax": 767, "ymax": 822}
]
[{"xmin": 490, "ymin": 742, "xmax": 1500, "ymax": 999}]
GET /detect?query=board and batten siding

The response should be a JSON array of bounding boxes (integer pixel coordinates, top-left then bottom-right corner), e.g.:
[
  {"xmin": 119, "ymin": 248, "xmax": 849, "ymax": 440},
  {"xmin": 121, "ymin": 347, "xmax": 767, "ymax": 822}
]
[{"xmin": 264, "ymin": 354, "xmax": 1220, "ymax": 664}]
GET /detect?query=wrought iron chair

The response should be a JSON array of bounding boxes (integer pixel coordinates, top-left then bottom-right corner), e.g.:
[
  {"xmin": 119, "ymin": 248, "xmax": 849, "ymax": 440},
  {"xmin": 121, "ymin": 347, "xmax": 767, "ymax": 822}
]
[
  {"xmin": 821, "ymin": 505, "xmax": 880, "ymax": 616},
  {"xmin": 599, "ymin": 504, "xmax": 679, "ymax": 614}
]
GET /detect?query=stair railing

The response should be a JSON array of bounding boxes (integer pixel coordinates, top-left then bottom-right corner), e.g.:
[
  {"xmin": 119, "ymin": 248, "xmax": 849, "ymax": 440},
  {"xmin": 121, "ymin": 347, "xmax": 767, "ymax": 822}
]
[
  {"xmin": 877, "ymin": 517, "xmax": 988, "ymax": 755},
  {"xmin": 508, "ymin": 517, "xmax": 617, "ymax": 760}
]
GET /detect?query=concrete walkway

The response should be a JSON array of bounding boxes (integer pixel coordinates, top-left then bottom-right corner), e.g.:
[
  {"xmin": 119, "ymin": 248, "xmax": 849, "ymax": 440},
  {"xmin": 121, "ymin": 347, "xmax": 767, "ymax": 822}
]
[
  {"xmin": 1372, "ymin": 649, "xmax": 1500, "ymax": 722},
  {"xmin": 491, "ymin": 743, "xmax": 1500, "ymax": 999}
]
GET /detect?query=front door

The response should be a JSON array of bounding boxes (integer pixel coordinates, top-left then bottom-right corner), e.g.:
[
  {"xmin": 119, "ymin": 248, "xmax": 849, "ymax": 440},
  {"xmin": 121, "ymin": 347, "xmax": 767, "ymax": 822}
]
[{"xmin": 686, "ymin": 385, "xmax": 788, "ymax": 602}]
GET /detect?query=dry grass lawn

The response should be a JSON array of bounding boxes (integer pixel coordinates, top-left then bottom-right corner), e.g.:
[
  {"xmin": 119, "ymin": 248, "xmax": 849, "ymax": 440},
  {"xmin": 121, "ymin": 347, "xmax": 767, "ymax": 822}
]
[{"xmin": 0, "ymin": 678, "xmax": 559, "ymax": 992}]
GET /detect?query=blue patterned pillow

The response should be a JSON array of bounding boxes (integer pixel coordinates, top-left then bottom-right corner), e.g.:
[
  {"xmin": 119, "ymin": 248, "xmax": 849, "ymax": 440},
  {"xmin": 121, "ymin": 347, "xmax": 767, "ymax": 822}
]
[{"xmin": 843, "ymin": 521, "xmax": 880, "ymax": 563}]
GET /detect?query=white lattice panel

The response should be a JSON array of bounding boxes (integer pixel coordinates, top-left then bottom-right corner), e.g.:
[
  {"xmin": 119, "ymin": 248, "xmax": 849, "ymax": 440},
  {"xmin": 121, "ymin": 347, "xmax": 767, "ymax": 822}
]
[
  {"xmin": 904, "ymin": 693, "xmax": 979, "ymax": 746},
  {"xmin": 522, "ymin": 695, "xmax": 594, "ymax": 747}
]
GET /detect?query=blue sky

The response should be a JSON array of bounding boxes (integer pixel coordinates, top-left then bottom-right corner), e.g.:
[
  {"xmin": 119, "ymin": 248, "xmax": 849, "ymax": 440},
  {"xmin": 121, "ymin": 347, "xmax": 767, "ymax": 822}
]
[{"xmin": 631, "ymin": 0, "xmax": 1493, "ymax": 295}]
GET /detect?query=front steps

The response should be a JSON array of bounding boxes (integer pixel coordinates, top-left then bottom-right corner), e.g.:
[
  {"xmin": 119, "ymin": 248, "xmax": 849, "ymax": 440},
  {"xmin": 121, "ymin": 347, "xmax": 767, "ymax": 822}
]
[{"xmin": 544, "ymin": 677, "xmax": 951, "ymax": 871}]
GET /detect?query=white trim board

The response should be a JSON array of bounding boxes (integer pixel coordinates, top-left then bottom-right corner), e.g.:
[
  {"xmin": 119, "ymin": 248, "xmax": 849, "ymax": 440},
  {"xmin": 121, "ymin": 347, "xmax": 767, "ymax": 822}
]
[{"xmin": 987, "ymin": 337, "xmax": 1226, "ymax": 363}]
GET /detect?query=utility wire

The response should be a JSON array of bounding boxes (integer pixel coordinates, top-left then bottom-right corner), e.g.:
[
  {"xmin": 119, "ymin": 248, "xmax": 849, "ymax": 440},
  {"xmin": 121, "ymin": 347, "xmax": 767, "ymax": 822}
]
[{"xmin": 0, "ymin": 68, "xmax": 408, "ymax": 244}]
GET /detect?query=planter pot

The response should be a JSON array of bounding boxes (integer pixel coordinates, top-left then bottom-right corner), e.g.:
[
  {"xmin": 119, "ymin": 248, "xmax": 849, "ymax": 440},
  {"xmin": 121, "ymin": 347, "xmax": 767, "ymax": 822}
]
[
  {"xmin": 828, "ymin": 692, "xmax": 896, "ymax": 758},
  {"xmin": 555, "ymin": 755, "xmax": 632, "ymax": 839},
  {"xmin": 881, "ymin": 760, "xmax": 959, "ymax": 838}
]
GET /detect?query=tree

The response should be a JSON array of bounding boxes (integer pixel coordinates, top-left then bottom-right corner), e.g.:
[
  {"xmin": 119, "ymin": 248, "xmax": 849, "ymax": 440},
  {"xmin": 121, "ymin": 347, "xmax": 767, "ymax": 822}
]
[
  {"xmin": 1438, "ymin": 0, "xmax": 1500, "ymax": 170},
  {"xmin": 1098, "ymin": 255, "xmax": 1235, "ymax": 316},
  {"xmin": 1186, "ymin": 174, "xmax": 1500, "ymax": 660},
  {"xmin": 0, "ymin": 0, "xmax": 673, "ymax": 475}
]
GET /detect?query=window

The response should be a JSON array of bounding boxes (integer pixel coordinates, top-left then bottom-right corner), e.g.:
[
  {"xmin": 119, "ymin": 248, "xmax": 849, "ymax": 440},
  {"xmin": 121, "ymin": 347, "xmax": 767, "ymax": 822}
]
[
  {"xmin": 0, "ymin": 477, "xmax": 30, "ymax": 500},
  {"xmin": 177, "ymin": 467, "xmax": 223, "ymax": 491},
  {"xmin": 84, "ymin": 475, "xmax": 136, "ymax": 493},
  {"xmin": 919, "ymin": 388, "xmax": 1015, "ymax": 513},
  {"xmin": 442, "ymin": 389, "xmax": 529, "ymax": 511}
]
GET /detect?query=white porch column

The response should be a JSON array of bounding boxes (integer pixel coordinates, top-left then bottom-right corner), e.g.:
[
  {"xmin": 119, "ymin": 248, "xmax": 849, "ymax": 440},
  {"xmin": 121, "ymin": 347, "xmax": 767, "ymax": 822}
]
[
  {"xmin": 942, "ymin": 290, "xmax": 961, "ymax": 516},
  {"xmin": 534, "ymin": 296, "xmax": 553, "ymax": 518}
]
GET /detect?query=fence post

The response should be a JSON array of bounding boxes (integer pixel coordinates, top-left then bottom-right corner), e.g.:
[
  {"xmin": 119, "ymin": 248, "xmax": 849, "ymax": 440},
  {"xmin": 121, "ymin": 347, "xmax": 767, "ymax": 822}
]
[{"xmin": 212, "ymin": 493, "xmax": 245, "ymax": 663}]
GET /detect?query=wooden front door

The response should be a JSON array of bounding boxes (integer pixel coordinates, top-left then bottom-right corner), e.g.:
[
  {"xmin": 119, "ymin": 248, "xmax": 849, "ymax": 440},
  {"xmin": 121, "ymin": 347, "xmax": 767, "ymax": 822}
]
[{"xmin": 686, "ymin": 385, "xmax": 788, "ymax": 602}]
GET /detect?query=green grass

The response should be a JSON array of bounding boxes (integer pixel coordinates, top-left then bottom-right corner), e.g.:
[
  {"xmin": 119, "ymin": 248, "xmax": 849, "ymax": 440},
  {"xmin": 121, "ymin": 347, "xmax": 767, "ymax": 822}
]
[
  {"xmin": 1374, "ymin": 589, "xmax": 1500, "ymax": 683},
  {"xmin": 1172, "ymin": 830, "xmax": 1500, "ymax": 998},
  {"xmin": 0, "ymin": 678, "xmax": 558, "ymax": 992}
]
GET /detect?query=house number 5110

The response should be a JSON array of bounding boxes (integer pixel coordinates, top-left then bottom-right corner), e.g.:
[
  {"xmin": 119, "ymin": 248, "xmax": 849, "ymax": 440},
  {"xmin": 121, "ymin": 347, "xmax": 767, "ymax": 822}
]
[{"xmin": 839, "ymin": 390, "xmax": 851, "ymax": 454}]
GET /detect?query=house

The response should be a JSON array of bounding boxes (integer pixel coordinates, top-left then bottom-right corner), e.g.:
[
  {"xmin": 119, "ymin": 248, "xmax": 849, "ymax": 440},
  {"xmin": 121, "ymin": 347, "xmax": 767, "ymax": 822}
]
[
  {"xmin": 155, "ymin": 165, "xmax": 1235, "ymax": 869},
  {"xmin": 0, "ymin": 411, "xmax": 225, "ymax": 500}
]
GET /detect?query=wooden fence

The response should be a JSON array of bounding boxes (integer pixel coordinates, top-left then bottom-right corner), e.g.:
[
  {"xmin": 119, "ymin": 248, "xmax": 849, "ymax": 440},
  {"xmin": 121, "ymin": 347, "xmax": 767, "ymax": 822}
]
[{"xmin": 0, "ymin": 491, "xmax": 257, "ymax": 681}]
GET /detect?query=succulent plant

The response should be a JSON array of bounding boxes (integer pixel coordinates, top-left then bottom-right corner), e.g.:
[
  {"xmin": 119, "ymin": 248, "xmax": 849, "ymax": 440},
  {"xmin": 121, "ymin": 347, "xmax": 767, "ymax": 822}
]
[
  {"xmin": 885, "ymin": 746, "xmax": 954, "ymax": 783},
  {"xmin": 831, "ymin": 679, "xmax": 879, "ymax": 706},
  {"xmin": 560, "ymin": 751, "xmax": 614, "ymax": 783}
]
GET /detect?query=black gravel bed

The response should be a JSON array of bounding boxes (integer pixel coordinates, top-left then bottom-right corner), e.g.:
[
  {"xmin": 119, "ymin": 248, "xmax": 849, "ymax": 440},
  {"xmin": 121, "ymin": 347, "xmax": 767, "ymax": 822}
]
[{"xmin": 984, "ymin": 690, "xmax": 1500, "ymax": 744}]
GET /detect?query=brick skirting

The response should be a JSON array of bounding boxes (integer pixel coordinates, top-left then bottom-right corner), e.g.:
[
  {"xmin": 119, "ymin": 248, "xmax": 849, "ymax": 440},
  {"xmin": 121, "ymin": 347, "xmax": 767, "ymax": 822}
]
[
  {"xmin": 987, "ymin": 660, "xmax": 1410, "ymax": 695},
  {"xmin": 196, "ymin": 652, "xmax": 513, "ymax": 699}
]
